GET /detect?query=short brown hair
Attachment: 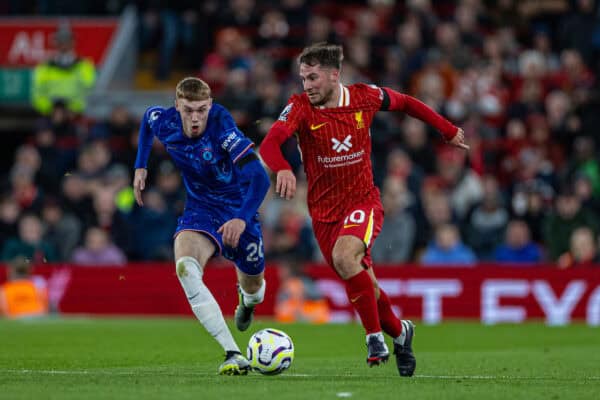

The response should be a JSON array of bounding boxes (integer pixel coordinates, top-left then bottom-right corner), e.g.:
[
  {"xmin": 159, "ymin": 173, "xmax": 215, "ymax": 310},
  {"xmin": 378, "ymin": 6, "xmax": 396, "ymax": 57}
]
[
  {"xmin": 298, "ymin": 42, "xmax": 343, "ymax": 69},
  {"xmin": 175, "ymin": 77, "xmax": 211, "ymax": 101}
]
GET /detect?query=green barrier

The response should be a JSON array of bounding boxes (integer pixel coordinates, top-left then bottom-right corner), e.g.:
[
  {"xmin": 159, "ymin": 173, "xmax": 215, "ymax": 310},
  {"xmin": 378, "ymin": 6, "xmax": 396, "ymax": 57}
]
[{"xmin": 0, "ymin": 68, "xmax": 31, "ymax": 103}]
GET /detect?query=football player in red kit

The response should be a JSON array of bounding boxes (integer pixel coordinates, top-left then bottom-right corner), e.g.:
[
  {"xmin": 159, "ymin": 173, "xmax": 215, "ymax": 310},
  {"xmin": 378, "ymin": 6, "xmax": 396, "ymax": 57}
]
[{"xmin": 259, "ymin": 43, "xmax": 468, "ymax": 377}]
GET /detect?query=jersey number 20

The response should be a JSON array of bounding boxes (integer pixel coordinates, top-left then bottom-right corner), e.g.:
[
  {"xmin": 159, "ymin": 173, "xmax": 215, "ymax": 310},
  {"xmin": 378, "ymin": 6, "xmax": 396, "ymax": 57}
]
[{"xmin": 246, "ymin": 239, "xmax": 264, "ymax": 262}]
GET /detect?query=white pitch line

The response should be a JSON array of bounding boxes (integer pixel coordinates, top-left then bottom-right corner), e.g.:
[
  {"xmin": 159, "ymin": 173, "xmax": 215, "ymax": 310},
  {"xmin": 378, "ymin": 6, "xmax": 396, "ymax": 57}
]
[{"xmin": 3, "ymin": 370, "xmax": 600, "ymax": 381}]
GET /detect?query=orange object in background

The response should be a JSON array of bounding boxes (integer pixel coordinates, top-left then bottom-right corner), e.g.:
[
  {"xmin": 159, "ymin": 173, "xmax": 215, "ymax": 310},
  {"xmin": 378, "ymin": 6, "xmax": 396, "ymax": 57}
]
[
  {"xmin": 275, "ymin": 277, "xmax": 330, "ymax": 324},
  {"xmin": 0, "ymin": 279, "xmax": 48, "ymax": 318},
  {"xmin": 0, "ymin": 257, "xmax": 49, "ymax": 318}
]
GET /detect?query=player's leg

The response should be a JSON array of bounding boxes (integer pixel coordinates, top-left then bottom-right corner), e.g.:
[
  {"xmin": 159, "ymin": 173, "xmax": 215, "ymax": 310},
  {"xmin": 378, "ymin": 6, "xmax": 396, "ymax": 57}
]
[
  {"xmin": 174, "ymin": 230, "xmax": 249, "ymax": 375},
  {"xmin": 331, "ymin": 235, "xmax": 389, "ymax": 366},
  {"xmin": 228, "ymin": 225, "xmax": 266, "ymax": 332},
  {"xmin": 366, "ymin": 268, "xmax": 416, "ymax": 377},
  {"xmin": 234, "ymin": 270, "xmax": 265, "ymax": 331}
]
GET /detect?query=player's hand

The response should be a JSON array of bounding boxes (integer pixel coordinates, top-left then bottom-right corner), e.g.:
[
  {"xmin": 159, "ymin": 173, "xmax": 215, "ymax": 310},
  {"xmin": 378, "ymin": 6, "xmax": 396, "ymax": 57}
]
[
  {"xmin": 276, "ymin": 170, "xmax": 296, "ymax": 200},
  {"xmin": 449, "ymin": 128, "xmax": 469, "ymax": 150},
  {"xmin": 133, "ymin": 168, "xmax": 148, "ymax": 206},
  {"xmin": 217, "ymin": 218, "xmax": 246, "ymax": 248}
]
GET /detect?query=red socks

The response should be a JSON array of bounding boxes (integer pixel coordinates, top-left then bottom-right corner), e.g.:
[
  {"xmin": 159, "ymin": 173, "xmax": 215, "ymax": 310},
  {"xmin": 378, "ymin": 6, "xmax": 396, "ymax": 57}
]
[
  {"xmin": 344, "ymin": 270, "xmax": 381, "ymax": 334},
  {"xmin": 377, "ymin": 289, "xmax": 402, "ymax": 338}
]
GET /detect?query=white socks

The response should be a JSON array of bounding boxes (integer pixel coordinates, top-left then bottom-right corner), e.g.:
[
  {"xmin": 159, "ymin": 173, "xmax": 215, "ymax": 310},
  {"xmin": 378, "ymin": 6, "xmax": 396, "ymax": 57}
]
[
  {"xmin": 239, "ymin": 279, "xmax": 266, "ymax": 307},
  {"xmin": 176, "ymin": 256, "xmax": 240, "ymax": 353}
]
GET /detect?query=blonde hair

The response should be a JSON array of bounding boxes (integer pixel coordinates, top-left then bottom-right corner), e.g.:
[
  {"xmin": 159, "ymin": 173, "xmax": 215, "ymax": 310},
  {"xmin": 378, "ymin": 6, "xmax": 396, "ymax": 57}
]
[{"xmin": 175, "ymin": 77, "xmax": 211, "ymax": 101}]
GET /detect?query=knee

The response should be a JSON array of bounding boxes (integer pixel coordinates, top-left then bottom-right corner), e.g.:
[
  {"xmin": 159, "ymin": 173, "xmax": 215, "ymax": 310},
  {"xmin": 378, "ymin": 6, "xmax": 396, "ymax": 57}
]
[
  {"xmin": 332, "ymin": 249, "xmax": 357, "ymax": 279},
  {"xmin": 176, "ymin": 256, "xmax": 203, "ymax": 279}
]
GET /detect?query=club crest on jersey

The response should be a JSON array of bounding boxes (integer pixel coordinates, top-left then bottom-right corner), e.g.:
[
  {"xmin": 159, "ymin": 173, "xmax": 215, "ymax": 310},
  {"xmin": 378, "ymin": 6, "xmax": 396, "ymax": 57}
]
[
  {"xmin": 200, "ymin": 146, "xmax": 214, "ymax": 163},
  {"xmin": 355, "ymin": 111, "xmax": 365, "ymax": 129},
  {"xmin": 278, "ymin": 103, "xmax": 293, "ymax": 122},
  {"xmin": 332, "ymin": 135, "xmax": 352, "ymax": 153}
]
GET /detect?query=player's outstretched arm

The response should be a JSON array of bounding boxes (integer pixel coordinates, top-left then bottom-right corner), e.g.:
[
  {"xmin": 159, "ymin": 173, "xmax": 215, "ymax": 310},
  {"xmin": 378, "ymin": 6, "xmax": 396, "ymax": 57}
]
[
  {"xmin": 133, "ymin": 107, "xmax": 161, "ymax": 206},
  {"xmin": 382, "ymin": 87, "xmax": 468, "ymax": 150},
  {"xmin": 133, "ymin": 168, "xmax": 147, "ymax": 206}
]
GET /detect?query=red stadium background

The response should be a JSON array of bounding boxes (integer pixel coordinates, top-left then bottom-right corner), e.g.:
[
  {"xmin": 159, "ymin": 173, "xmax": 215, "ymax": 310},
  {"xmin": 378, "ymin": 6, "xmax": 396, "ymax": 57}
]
[{"xmin": 1, "ymin": 263, "xmax": 599, "ymax": 326}]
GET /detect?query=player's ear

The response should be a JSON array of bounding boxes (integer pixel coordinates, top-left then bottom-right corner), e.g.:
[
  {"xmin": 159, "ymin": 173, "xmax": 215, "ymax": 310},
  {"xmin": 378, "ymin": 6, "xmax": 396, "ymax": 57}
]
[
  {"xmin": 174, "ymin": 98, "xmax": 180, "ymax": 111},
  {"xmin": 330, "ymin": 68, "xmax": 340, "ymax": 82}
]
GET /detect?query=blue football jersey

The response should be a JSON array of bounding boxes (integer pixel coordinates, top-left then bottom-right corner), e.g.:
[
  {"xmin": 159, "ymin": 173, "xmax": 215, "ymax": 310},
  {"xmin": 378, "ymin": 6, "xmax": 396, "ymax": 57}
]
[{"xmin": 135, "ymin": 103, "xmax": 255, "ymax": 212}]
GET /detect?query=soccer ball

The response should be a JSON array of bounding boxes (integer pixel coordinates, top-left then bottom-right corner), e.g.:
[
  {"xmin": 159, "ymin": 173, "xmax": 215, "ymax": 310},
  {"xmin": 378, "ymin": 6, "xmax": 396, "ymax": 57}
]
[{"xmin": 247, "ymin": 328, "xmax": 294, "ymax": 375}]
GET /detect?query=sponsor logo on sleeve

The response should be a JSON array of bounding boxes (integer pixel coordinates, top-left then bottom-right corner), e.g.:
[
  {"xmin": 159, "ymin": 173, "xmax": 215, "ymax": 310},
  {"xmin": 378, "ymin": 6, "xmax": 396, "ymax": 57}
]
[
  {"xmin": 221, "ymin": 131, "xmax": 241, "ymax": 152},
  {"xmin": 278, "ymin": 103, "xmax": 293, "ymax": 122}
]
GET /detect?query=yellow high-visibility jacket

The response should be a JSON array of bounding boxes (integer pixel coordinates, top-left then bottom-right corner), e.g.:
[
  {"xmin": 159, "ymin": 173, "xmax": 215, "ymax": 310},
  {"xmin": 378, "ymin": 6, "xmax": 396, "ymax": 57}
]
[{"xmin": 31, "ymin": 57, "xmax": 96, "ymax": 115}]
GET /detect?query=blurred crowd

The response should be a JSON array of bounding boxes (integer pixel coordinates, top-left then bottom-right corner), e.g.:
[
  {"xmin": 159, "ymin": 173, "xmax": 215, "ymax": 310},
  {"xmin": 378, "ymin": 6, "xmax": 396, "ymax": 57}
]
[{"xmin": 2, "ymin": 0, "xmax": 600, "ymax": 269}]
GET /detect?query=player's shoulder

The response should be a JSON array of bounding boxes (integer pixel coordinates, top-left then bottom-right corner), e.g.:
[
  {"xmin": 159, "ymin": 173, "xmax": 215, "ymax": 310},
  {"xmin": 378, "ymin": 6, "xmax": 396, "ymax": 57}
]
[
  {"xmin": 277, "ymin": 93, "xmax": 308, "ymax": 123},
  {"xmin": 142, "ymin": 106, "xmax": 176, "ymax": 130},
  {"xmin": 348, "ymin": 83, "xmax": 385, "ymax": 105},
  {"xmin": 209, "ymin": 103, "xmax": 237, "ymax": 131},
  {"xmin": 348, "ymin": 82, "xmax": 384, "ymax": 95}
]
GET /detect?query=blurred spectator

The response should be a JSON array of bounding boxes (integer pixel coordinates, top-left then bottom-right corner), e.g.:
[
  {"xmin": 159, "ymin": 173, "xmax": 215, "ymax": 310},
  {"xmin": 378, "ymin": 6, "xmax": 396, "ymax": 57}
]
[
  {"xmin": 266, "ymin": 202, "xmax": 315, "ymax": 262},
  {"xmin": 0, "ymin": 257, "xmax": 49, "ymax": 319},
  {"xmin": 543, "ymin": 187, "xmax": 600, "ymax": 261},
  {"xmin": 0, "ymin": 197, "xmax": 20, "ymax": 248},
  {"xmin": 130, "ymin": 189, "xmax": 175, "ymax": 260},
  {"xmin": 510, "ymin": 181, "xmax": 552, "ymax": 243},
  {"xmin": 218, "ymin": 68, "xmax": 257, "ymax": 128},
  {"xmin": 493, "ymin": 220, "xmax": 542, "ymax": 263},
  {"xmin": 414, "ymin": 180, "xmax": 456, "ymax": 252},
  {"xmin": 60, "ymin": 173, "xmax": 94, "ymax": 223},
  {"xmin": 137, "ymin": 1, "xmax": 202, "ymax": 81},
  {"xmin": 275, "ymin": 259, "xmax": 330, "ymax": 323},
  {"xmin": 31, "ymin": 23, "xmax": 96, "ymax": 115},
  {"xmin": 573, "ymin": 173, "xmax": 600, "ymax": 214},
  {"xmin": 557, "ymin": 226, "xmax": 600, "ymax": 268},
  {"xmin": 71, "ymin": 226, "xmax": 127, "ymax": 266},
  {"xmin": 564, "ymin": 136, "xmax": 600, "ymax": 197},
  {"xmin": 421, "ymin": 223, "xmax": 477, "ymax": 266},
  {"xmin": 305, "ymin": 14, "xmax": 337, "ymax": 45},
  {"xmin": 385, "ymin": 147, "xmax": 425, "ymax": 199},
  {"xmin": 200, "ymin": 27, "xmax": 252, "ymax": 96},
  {"xmin": 89, "ymin": 105, "xmax": 138, "ymax": 158},
  {"xmin": 103, "ymin": 164, "xmax": 135, "ymax": 214},
  {"xmin": 154, "ymin": 161, "xmax": 185, "ymax": 215},
  {"xmin": 87, "ymin": 189, "xmax": 133, "ymax": 257},
  {"xmin": 41, "ymin": 197, "xmax": 82, "ymax": 261},
  {"xmin": 436, "ymin": 147, "xmax": 483, "ymax": 220},
  {"xmin": 400, "ymin": 118, "xmax": 436, "ymax": 175},
  {"xmin": 372, "ymin": 177, "xmax": 416, "ymax": 264},
  {"xmin": 464, "ymin": 175, "xmax": 509, "ymax": 260},
  {"xmin": 10, "ymin": 166, "xmax": 42, "ymax": 212},
  {"xmin": 559, "ymin": 0, "xmax": 598, "ymax": 70},
  {"xmin": 35, "ymin": 101, "xmax": 82, "ymax": 173},
  {"xmin": 1, "ymin": 214, "xmax": 58, "ymax": 263},
  {"xmin": 32, "ymin": 127, "xmax": 63, "ymax": 192},
  {"xmin": 218, "ymin": 0, "xmax": 260, "ymax": 31}
]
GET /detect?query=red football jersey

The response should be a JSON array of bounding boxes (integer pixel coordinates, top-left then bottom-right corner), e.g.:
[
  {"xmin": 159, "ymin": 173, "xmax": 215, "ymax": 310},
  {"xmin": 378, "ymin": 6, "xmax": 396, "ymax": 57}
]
[{"xmin": 271, "ymin": 83, "xmax": 385, "ymax": 222}]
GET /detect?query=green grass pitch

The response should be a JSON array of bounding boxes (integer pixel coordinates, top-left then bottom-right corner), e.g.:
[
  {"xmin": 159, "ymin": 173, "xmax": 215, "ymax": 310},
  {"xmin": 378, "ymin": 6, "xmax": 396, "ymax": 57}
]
[{"xmin": 1, "ymin": 317, "xmax": 599, "ymax": 399}]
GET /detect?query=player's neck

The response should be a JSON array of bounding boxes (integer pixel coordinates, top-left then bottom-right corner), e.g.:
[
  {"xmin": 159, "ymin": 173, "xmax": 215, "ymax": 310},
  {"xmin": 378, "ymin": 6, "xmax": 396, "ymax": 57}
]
[{"xmin": 322, "ymin": 83, "xmax": 343, "ymax": 108}]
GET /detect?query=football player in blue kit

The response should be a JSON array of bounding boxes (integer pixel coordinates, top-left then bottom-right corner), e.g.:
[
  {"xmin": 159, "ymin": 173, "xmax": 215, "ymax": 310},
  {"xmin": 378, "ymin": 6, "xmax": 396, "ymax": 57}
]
[{"xmin": 133, "ymin": 77, "xmax": 270, "ymax": 375}]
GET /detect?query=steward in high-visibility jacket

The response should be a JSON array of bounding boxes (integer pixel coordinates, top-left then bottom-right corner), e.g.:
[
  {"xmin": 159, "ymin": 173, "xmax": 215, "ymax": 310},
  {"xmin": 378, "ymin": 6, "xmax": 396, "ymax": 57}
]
[{"xmin": 31, "ymin": 25, "xmax": 96, "ymax": 115}]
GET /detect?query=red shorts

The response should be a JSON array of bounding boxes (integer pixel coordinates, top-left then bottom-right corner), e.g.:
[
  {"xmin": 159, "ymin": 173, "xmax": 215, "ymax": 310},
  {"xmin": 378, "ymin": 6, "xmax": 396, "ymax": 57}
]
[{"xmin": 312, "ymin": 199, "xmax": 384, "ymax": 271}]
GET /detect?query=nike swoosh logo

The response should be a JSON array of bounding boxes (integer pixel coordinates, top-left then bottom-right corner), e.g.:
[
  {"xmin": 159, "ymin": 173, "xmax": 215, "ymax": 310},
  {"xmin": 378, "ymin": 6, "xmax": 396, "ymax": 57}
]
[
  {"xmin": 343, "ymin": 224, "xmax": 360, "ymax": 229},
  {"xmin": 310, "ymin": 122, "xmax": 328, "ymax": 130},
  {"xmin": 350, "ymin": 295, "xmax": 362, "ymax": 303}
]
